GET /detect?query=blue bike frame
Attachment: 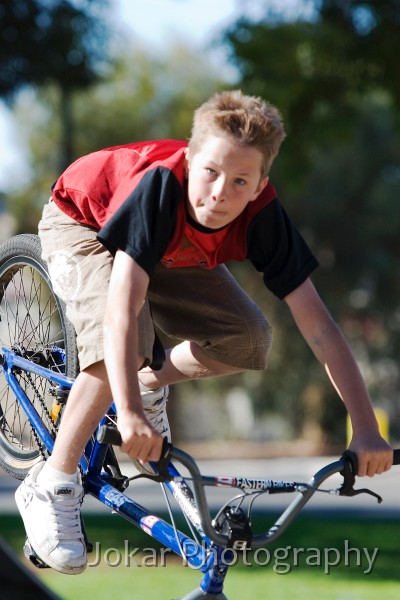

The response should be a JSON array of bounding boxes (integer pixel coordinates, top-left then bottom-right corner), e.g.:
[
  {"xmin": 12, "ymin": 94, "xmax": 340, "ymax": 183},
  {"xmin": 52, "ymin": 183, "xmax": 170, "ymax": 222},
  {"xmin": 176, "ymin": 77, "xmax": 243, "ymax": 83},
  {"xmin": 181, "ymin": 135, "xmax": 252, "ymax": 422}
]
[
  {"xmin": 1, "ymin": 347, "xmax": 230, "ymax": 597},
  {"xmin": 6, "ymin": 345, "xmax": 397, "ymax": 599}
]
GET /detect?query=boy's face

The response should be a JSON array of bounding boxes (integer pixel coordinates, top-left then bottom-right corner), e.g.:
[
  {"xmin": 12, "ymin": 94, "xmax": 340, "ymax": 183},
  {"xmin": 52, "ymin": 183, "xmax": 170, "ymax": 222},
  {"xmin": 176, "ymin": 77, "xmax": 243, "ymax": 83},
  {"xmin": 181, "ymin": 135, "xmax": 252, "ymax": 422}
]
[{"xmin": 185, "ymin": 135, "xmax": 268, "ymax": 229}]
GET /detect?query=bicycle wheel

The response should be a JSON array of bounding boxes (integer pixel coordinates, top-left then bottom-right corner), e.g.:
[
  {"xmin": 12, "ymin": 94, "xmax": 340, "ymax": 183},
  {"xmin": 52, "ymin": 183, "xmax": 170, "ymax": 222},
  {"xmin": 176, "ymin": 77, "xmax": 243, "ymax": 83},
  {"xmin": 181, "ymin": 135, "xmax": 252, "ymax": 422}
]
[{"xmin": 0, "ymin": 234, "xmax": 79, "ymax": 479}]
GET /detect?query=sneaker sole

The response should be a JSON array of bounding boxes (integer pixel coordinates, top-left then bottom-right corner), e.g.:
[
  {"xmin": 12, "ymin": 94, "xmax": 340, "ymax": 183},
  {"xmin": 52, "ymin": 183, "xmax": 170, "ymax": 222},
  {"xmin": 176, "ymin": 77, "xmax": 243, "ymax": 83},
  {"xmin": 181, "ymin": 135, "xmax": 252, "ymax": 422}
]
[{"xmin": 130, "ymin": 458, "xmax": 157, "ymax": 475}]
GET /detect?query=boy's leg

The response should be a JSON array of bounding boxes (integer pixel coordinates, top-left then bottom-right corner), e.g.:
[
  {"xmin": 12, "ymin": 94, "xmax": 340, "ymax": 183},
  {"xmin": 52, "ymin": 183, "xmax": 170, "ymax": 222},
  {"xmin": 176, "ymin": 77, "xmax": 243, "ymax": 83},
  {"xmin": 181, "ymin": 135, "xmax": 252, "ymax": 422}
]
[
  {"xmin": 15, "ymin": 361, "xmax": 114, "ymax": 575},
  {"xmin": 47, "ymin": 361, "xmax": 112, "ymax": 473},
  {"xmin": 15, "ymin": 200, "xmax": 160, "ymax": 574},
  {"xmin": 140, "ymin": 340, "xmax": 244, "ymax": 388},
  {"xmin": 38, "ymin": 200, "xmax": 169, "ymax": 457},
  {"xmin": 140, "ymin": 263, "xmax": 273, "ymax": 388}
]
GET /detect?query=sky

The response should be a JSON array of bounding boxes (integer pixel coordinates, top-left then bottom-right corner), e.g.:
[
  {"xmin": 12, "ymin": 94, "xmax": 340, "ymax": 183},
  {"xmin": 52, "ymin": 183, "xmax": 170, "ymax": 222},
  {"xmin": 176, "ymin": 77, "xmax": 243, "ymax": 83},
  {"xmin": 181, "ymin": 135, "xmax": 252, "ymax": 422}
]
[
  {"xmin": 113, "ymin": 0, "xmax": 311, "ymax": 47},
  {"xmin": 0, "ymin": 0, "xmax": 308, "ymax": 192},
  {"xmin": 114, "ymin": 0, "xmax": 243, "ymax": 48}
]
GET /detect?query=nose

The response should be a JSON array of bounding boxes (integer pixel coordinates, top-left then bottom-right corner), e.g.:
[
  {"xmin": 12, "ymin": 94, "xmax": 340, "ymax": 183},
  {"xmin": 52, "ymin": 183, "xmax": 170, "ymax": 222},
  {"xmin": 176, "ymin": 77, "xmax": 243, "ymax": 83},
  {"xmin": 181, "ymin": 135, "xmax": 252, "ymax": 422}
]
[{"xmin": 211, "ymin": 178, "xmax": 227, "ymax": 203}]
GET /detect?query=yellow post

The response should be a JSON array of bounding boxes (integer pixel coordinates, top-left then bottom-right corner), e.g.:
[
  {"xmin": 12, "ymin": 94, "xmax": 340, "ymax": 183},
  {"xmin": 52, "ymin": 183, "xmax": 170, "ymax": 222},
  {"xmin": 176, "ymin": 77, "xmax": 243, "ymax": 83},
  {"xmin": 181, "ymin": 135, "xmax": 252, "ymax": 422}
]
[{"xmin": 347, "ymin": 407, "xmax": 390, "ymax": 446}]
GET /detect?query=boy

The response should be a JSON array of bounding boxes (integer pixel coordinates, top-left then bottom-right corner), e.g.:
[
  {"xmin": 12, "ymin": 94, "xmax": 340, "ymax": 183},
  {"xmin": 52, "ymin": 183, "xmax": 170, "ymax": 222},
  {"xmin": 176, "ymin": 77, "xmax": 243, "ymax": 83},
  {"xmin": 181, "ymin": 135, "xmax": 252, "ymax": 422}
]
[{"xmin": 15, "ymin": 90, "xmax": 392, "ymax": 575}]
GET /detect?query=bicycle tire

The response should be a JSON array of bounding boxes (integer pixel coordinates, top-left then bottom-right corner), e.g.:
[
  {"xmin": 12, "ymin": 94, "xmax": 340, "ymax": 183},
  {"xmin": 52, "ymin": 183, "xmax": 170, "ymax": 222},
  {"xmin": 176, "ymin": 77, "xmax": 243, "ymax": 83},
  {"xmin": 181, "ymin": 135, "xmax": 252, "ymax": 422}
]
[{"xmin": 0, "ymin": 233, "xmax": 79, "ymax": 479}]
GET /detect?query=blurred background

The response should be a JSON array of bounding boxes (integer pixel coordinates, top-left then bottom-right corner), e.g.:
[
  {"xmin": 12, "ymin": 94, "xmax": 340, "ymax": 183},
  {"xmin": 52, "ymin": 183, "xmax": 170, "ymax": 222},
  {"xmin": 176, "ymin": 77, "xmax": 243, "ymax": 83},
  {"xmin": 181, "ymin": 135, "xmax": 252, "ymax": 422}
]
[{"xmin": 1, "ymin": 0, "xmax": 399, "ymax": 455}]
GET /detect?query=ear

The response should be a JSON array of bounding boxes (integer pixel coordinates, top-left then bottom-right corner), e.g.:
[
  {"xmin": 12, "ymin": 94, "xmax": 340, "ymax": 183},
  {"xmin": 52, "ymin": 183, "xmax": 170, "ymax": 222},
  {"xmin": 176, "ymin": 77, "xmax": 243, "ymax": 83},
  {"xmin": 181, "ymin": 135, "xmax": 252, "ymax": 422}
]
[
  {"xmin": 249, "ymin": 176, "xmax": 269, "ymax": 202},
  {"xmin": 184, "ymin": 148, "xmax": 190, "ymax": 178}
]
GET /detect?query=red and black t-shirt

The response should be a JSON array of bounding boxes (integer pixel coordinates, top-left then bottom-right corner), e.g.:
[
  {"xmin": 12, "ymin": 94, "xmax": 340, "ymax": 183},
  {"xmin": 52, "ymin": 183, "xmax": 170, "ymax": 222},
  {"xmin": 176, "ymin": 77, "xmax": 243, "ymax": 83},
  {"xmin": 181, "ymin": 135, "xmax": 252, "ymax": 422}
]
[{"xmin": 52, "ymin": 139, "xmax": 318, "ymax": 300}]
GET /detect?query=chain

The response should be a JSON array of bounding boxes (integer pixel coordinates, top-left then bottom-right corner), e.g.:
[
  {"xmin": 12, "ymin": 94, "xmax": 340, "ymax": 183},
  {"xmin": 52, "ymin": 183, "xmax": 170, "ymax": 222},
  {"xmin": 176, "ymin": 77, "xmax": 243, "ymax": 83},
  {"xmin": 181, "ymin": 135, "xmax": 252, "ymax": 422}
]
[
  {"xmin": 24, "ymin": 371, "xmax": 59, "ymax": 460},
  {"xmin": 30, "ymin": 423, "xmax": 48, "ymax": 461},
  {"xmin": 24, "ymin": 370, "xmax": 85, "ymax": 481}
]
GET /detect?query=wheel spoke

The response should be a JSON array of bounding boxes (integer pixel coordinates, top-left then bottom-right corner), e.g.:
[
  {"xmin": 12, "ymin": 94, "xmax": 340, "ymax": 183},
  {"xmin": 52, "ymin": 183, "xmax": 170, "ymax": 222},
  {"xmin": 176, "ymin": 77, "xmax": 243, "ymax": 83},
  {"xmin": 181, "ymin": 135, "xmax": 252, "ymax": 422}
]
[{"xmin": 0, "ymin": 257, "xmax": 67, "ymax": 460}]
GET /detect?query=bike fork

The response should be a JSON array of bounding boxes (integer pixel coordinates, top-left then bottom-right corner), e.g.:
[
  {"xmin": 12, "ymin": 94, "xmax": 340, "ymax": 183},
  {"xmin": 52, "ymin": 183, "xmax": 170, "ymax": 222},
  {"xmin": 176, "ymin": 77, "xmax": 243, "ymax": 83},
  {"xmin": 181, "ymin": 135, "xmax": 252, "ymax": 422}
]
[{"xmin": 178, "ymin": 546, "xmax": 232, "ymax": 600}]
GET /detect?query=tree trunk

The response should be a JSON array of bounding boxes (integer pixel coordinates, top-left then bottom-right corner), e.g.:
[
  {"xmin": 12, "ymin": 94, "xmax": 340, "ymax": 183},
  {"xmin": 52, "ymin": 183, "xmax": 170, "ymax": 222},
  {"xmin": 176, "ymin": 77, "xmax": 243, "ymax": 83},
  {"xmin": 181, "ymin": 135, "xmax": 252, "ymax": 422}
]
[{"xmin": 59, "ymin": 86, "xmax": 74, "ymax": 172}]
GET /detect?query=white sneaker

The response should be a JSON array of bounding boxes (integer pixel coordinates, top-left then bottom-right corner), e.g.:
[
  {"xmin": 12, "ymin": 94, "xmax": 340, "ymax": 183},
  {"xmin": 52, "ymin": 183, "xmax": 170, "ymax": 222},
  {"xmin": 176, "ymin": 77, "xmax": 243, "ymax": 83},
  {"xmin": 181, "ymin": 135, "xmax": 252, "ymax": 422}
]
[
  {"xmin": 140, "ymin": 383, "xmax": 171, "ymax": 441},
  {"xmin": 15, "ymin": 461, "xmax": 87, "ymax": 574},
  {"xmin": 131, "ymin": 384, "xmax": 170, "ymax": 475}
]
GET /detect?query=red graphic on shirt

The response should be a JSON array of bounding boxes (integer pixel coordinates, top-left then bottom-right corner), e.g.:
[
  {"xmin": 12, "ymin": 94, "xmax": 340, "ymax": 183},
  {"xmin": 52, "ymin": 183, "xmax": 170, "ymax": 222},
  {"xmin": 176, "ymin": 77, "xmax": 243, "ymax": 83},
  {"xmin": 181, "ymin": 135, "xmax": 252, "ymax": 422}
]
[{"xmin": 161, "ymin": 235, "xmax": 209, "ymax": 268}]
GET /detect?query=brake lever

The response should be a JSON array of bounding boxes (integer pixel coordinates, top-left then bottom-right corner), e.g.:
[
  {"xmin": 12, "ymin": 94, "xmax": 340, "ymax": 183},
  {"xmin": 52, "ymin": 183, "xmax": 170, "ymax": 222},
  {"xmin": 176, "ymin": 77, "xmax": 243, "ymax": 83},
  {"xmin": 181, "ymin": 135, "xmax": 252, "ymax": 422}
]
[
  {"xmin": 96, "ymin": 426, "xmax": 174, "ymax": 483},
  {"xmin": 129, "ymin": 439, "xmax": 174, "ymax": 483},
  {"xmin": 339, "ymin": 450, "xmax": 383, "ymax": 504}
]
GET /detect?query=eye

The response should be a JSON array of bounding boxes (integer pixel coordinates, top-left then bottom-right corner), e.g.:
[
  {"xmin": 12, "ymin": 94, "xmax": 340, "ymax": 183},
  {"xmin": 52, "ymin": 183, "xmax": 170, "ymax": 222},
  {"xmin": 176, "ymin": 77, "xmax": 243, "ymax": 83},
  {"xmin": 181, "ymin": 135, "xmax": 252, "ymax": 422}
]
[
  {"xmin": 234, "ymin": 178, "xmax": 247, "ymax": 186},
  {"xmin": 205, "ymin": 168, "xmax": 217, "ymax": 176}
]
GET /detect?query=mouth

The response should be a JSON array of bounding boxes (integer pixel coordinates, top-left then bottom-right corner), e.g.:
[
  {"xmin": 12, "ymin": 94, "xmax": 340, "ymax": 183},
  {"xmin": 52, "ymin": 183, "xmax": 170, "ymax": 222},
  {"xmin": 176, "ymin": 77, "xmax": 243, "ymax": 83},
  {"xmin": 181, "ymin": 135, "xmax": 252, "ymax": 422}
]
[{"xmin": 202, "ymin": 205, "xmax": 226, "ymax": 216}]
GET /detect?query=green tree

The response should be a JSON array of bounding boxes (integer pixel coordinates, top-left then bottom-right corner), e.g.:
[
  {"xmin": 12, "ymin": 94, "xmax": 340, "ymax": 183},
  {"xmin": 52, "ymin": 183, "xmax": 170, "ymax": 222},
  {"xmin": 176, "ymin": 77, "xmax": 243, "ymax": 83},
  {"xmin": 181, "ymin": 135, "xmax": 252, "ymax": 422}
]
[
  {"xmin": 5, "ymin": 44, "xmax": 225, "ymax": 231},
  {"xmin": 219, "ymin": 0, "xmax": 400, "ymax": 445},
  {"xmin": 0, "ymin": 0, "xmax": 111, "ymax": 170},
  {"xmin": 224, "ymin": 0, "xmax": 400, "ymax": 193}
]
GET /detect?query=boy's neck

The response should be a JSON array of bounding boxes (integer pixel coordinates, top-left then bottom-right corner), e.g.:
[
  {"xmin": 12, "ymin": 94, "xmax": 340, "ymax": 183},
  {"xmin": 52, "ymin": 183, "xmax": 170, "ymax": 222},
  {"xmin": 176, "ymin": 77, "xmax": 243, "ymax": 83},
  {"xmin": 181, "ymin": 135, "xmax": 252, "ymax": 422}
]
[{"xmin": 185, "ymin": 207, "xmax": 227, "ymax": 233}]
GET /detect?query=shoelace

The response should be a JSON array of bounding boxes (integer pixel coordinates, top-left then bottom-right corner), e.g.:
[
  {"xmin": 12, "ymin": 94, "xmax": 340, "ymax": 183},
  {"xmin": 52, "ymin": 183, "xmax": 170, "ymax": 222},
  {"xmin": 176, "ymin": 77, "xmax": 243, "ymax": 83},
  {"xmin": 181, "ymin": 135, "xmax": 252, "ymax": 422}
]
[
  {"xmin": 146, "ymin": 411, "xmax": 169, "ymax": 435},
  {"xmin": 35, "ymin": 485, "xmax": 84, "ymax": 541},
  {"xmin": 144, "ymin": 394, "xmax": 169, "ymax": 435}
]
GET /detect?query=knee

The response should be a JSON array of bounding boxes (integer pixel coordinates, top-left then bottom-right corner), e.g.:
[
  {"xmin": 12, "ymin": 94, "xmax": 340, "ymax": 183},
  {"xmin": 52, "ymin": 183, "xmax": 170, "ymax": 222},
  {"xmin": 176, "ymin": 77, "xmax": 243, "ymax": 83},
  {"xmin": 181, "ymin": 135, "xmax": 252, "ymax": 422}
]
[
  {"xmin": 204, "ymin": 317, "xmax": 273, "ymax": 371},
  {"xmin": 80, "ymin": 359, "xmax": 107, "ymax": 377},
  {"xmin": 243, "ymin": 318, "xmax": 273, "ymax": 370}
]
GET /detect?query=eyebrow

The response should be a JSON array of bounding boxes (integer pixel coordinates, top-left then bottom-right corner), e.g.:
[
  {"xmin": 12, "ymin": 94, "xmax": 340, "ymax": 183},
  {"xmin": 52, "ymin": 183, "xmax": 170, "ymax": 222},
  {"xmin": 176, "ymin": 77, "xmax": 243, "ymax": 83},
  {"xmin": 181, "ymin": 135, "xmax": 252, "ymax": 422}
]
[{"xmin": 206, "ymin": 161, "xmax": 253, "ymax": 177}]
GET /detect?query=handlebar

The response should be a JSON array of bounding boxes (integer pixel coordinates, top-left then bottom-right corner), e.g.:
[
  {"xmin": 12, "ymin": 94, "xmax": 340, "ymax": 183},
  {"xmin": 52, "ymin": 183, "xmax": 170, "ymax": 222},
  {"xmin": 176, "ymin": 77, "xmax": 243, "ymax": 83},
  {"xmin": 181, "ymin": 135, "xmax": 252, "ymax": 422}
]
[{"xmin": 96, "ymin": 425, "xmax": 400, "ymax": 549}]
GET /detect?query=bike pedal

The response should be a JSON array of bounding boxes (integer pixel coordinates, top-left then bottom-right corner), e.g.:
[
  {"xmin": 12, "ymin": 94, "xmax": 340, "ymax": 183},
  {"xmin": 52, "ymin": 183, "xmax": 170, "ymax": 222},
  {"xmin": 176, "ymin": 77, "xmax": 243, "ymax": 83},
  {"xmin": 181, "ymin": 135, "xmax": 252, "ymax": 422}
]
[
  {"xmin": 80, "ymin": 515, "xmax": 93, "ymax": 553},
  {"xmin": 23, "ymin": 538, "xmax": 50, "ymax": 569}
]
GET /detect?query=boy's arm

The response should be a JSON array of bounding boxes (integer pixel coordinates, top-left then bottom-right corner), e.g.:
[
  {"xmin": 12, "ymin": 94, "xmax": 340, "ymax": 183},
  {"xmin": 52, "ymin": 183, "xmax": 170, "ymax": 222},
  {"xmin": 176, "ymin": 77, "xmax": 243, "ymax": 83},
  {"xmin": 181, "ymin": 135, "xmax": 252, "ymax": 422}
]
[
  {"xmin": 284, "ymin": 277, "xmax": 392, "ymax": 477},
  {"xmin": 103, "ymin": 250, "xmax": 163, "ymax": 463}
]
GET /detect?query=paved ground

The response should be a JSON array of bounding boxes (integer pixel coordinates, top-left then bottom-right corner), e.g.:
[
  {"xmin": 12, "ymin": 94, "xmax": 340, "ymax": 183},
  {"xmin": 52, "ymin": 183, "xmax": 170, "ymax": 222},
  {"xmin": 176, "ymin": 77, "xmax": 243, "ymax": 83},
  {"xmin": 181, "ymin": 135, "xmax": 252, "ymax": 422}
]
[{"xmin": 1, "ymin": 455, "xmax": 399, "ymax": 518}]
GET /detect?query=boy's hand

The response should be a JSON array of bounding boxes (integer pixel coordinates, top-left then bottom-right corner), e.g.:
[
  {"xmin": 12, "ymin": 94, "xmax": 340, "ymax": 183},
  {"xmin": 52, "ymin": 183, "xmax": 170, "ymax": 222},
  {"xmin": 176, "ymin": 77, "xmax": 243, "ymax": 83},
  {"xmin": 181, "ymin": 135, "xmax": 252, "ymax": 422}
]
[
  {"xmin": 348, "ymin": 432, "xmax": 393, "ymax": 477},
  {"xmin": 117, "ymin": 410, "xmax": 164, "ymax": 463}
]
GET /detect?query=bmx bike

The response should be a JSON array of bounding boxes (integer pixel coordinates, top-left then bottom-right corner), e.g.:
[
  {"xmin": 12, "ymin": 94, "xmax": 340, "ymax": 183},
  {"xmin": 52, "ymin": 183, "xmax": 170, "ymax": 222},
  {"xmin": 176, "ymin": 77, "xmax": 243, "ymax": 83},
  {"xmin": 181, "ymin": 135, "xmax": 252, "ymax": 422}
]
[{"xmin": 0, "ymin": 234, "xmax": 398, "ymax": 599}]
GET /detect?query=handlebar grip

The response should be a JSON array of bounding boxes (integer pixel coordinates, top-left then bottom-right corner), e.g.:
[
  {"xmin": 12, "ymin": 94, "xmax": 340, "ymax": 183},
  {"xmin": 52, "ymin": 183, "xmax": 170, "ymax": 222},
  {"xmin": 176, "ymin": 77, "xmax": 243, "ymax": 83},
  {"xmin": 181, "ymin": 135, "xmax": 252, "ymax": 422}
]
[
  {"xmin": 344, "ymin": 448, "xmax": 400, "ymax": 472},
  {"xmin": 97, "ymin": 425, "xmax": 122, "ymax": 446},
  {"xmin": 393, "ymin": 449, "xmax": 400, "ymax": 465}
]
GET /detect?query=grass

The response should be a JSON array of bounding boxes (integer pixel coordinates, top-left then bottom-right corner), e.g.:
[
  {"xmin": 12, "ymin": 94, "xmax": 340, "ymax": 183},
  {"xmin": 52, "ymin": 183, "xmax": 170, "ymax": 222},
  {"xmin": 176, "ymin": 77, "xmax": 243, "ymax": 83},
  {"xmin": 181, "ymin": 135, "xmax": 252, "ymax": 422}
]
[{"xmin": 1, "ymin": 511, "xmax": 399, "ymax": 599}]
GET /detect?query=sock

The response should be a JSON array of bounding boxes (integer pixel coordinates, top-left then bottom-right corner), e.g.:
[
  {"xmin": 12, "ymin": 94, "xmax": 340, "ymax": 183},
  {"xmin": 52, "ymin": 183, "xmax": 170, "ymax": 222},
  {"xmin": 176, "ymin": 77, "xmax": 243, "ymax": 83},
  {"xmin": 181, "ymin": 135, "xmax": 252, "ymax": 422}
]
[
  {"xmin": 37, "ymin": 462, "xmax": 79, "ymax": 487},
  {"xmin": 138, "ymin": 381, "xmax": 163, "ymax": 397},
  {"xmin": 139, "ymin": 381, "xmax": 152, "ymax": 392}
]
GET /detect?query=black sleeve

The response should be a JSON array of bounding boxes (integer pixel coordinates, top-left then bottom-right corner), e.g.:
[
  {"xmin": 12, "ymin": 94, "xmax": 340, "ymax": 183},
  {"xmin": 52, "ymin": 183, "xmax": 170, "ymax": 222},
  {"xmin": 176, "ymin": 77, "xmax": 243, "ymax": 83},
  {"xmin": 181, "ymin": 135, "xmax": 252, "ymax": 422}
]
[
  {"xmin": 246, "ymin": 198, "xmax": 319, "ymax": 300},
  {"xmin": 97, "ymin": 167, "xmax": 182, "ymax": 276}
]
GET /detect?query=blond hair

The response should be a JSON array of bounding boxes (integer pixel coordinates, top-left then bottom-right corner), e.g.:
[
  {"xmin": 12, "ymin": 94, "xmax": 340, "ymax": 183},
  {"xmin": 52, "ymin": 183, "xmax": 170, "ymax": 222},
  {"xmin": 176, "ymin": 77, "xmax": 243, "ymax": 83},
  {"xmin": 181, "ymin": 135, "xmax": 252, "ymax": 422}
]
[{"xmin": 189, "ymin": 90, "xmax": 286, "ymax": 176}]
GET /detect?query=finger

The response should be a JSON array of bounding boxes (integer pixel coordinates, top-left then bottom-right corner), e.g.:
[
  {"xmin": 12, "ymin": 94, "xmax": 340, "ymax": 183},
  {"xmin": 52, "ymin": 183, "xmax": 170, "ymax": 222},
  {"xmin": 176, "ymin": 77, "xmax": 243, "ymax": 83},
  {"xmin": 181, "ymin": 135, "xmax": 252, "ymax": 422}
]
[
  {"xmin": 384, "ymin": 457, "xmax": 394, "ymax": 472},
  {"xmin": 120, "ymin": 440, "xmax": 131, "ymax": 454},
  {"xmin": 137, "ymin": 437, "xmax": 163, "ymax": 463},
  {"xmin": 365, "ymin": 456, "xmax": 391, "ymax": 477},
  {"xmin": 121, "ymin": 437, "xmax": 141, "ymax": 457},
  {"xmin": 367, "ymin": 451, "xmax": 394, "ymax": 476},
  {"xmin": 146, "ymin": 438, "xmax": 163, "ymax": 462},
  {"xmin": 356, "ymin": 455, "xmax": 375, "ymax": 477},
  {"xmin": 127, "ymin": 436, "xmax": 160, "ymax": 463},
  {"xmin": 366, "ymin": 460, "xmax": 379, "ymax": 477},
  {"xmin": 376, "ymin": 457, "xmax": 393, "ymax": 475},
  {"xmin": 356, "ymin": 461, "xmax": 367, "ymax": 477},
  {"xmin": 121, "ymin": 431, "xmax": 150, "ymax": 457}
]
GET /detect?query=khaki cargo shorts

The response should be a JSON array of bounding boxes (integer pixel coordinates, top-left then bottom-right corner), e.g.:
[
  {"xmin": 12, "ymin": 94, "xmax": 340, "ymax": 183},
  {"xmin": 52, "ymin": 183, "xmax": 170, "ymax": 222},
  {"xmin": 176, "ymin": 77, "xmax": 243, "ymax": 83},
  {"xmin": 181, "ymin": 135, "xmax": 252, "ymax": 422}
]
[{"xmin": 38, "ymin": 199, "xmax": 273, "ymax": 372}]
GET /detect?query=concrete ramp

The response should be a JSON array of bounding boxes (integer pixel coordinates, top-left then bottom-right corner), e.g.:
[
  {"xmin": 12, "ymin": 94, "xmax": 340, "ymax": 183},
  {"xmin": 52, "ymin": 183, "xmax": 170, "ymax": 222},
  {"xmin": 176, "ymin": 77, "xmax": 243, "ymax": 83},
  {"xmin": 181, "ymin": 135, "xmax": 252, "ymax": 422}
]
[{"xmin": 0, "ymin": 536, "xmax": 60, "ymax": 599}]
